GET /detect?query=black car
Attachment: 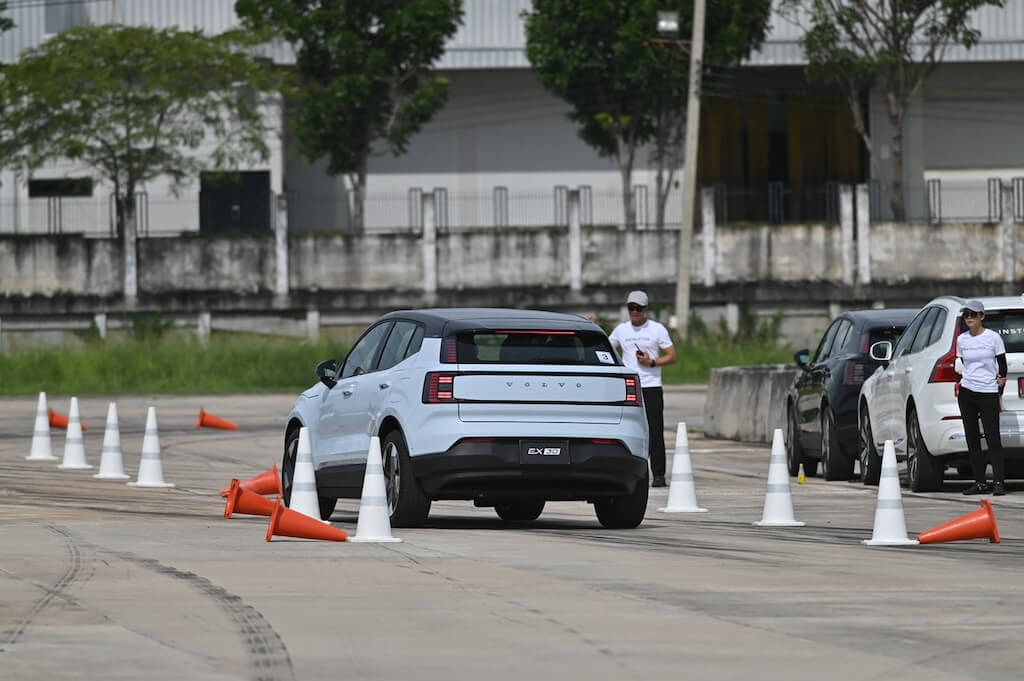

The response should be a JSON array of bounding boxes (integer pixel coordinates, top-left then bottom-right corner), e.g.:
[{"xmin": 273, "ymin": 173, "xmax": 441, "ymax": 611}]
[{"xmin": 786, "ymin": 308, "xmax": 918, "ymax": 482}]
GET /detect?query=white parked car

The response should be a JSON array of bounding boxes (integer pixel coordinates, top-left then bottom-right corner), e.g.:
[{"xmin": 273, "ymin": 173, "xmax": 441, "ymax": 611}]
[
  {"xmin": 858, "ymin": 295, "xmax": 1024, "ymax": 491},
  {"xmin": 282, "ymin": 308, "xmax": 650, "ymax": 528}
]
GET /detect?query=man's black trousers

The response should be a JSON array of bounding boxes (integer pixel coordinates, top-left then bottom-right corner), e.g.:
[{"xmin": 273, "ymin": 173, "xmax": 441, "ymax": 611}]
[{"xmin": 642, "ymin": 386, "xmax": 665, "ymax": 478}]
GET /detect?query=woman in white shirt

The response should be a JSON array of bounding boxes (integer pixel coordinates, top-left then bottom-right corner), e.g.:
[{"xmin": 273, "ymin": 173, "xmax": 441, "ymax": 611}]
[{"xmin": 956, "ymin": 299, "xmax": 1008, "ymax": 496}]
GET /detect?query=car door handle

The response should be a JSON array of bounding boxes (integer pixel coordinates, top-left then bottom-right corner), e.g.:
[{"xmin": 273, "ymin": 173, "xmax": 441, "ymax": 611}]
[
  {"xmin": 379, "ymin": 382, "xmax": 390, "ymax": 390},
  {"xmin": 904, "ymin": 367, "xmax": 912, "ymax": 374},
  {"xmin": 342, "ymin": 386, "xmax": 354, "ymax": 396}
]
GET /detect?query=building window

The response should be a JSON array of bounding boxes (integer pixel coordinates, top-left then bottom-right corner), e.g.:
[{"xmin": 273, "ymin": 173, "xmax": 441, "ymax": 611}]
[
  {"xmin": 45, "ymin": 0, "xmax": 89, "ymax": 34},
  {"xmin": 28, "ymin": 177, "xmax": 94, "ymax": 198}
]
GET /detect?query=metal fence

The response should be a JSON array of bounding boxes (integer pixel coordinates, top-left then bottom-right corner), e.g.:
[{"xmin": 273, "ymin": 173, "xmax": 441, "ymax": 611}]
[{"xmin": 3, "ymin": 179, "xmax": 1023, "ymax": 235}]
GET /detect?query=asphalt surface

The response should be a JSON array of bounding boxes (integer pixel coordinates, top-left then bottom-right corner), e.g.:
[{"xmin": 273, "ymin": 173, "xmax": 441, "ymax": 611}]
[{"xmin": 2, "ymin": 389, "xmax": 1023, "ymax": 681}]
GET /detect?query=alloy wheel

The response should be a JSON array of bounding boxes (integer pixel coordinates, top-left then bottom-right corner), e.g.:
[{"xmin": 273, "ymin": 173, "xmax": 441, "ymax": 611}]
[
  {"xmin": 382, "ymin": 439, "xmax": 401, "ymax": 516},
  {"xmin": 282, "ymin": 433, "xmax": 298, "ymax": 505}
]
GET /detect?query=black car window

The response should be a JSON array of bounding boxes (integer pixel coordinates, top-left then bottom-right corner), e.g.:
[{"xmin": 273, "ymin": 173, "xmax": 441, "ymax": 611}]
[
  {"xmin": 340, "ymin": 322, "xmax": 393, "ymax": 378},
  {"xmin": 377, "ymin": 321, "xmax": 420, "ymax": 372},
  {"xmin": 981, "ymin": 310, "xmax": 1024, "ymax": 352},
  {"xmin": 911, "ymin": 308, "xmax": 942, "ymax": 354},
  {"xmin": 456, "ymin": 330, "xmax": 616, "ymax": 365},
  {"xmin": 867, "ymin": 325, "xmax": 907, "ymax": 350},
  {"xmin": 927, "ymin": 308, "xmax": 949, "ymax": 346},
  {"xmin": 893, "ymin": 310, "xmax": 928, "ymax": 360},
  {"xmin": 403, "ymin": 326, "xmax": 425, "ymax": 360},
  {"xmin": 833, "ymin": 320, "xmax": 854, "ymax": 355},
  {"xmin": 813, "ymin": 320, "xmax": 842, "ymax": 363}
]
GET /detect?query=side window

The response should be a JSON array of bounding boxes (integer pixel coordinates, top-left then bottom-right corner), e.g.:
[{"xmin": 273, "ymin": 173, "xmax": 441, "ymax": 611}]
[
  {"xmin": 377, "ymin": 321, "xmax": 420, "ymax": 372},
  {"xmin": 911, "ymin": 308, "xmax": 941, "ymax": 354},
  {"xmin": 340, "ymin": 322, "xmax": 393, "ymax": 379},
  {"xmin": 927, "ymin": 308, "xmax": 948, "ymax": 346},
  {"xmin": 832, "ymin": 320, "xmax": 854, "ymax": 355},
  {"xmin": 893, "ymin": 311, "xmax": 927, "ymax": 360},
  {"xmin": 402, "ymin": 326, "xmax": 425, "ymax": 360},
  {"xmin": 813, "ymin": 321, "xmax": 842, "ymax": 363}
]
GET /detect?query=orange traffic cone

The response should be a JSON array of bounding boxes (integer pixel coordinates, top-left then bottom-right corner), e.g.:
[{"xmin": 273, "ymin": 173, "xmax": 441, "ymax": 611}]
[
  {"xmin": 918, "ymin": 499, "xmax": 1001, "ymax": 545},
  {"xmin": 197, "ymin": 408, "xmax": 238, "ymax": 431},
  {"xmin": 219, "ymin": 463, "xmax": 282, "ymax": 498},
  {"xmin": 49, "ymin": 407, "xmax": 87, "ymax": 431},
  {"xmin": 265, "ymin": 498, "xmax": 347, "ymax": 542},
  {"xmin": 223, "ymin": 479, "xmax": 278, "ymax": 519}
]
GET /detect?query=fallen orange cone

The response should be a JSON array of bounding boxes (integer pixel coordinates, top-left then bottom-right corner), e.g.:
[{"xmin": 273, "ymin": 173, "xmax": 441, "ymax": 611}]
[
  {"xmin": 918, "ymin": 499, "xmax": 1001, "ymax": 544},
  {"xmin": 266, "ymin": 498, "xmax": 347, "ymax": 542},
  {"xmin": 49, "ymin": 407, "xmax": 86, "ymax": 431},
  {"xmin": 197, "ymin": 408, "xmax": 238, "ymax": 431},
  {"xmin": 223, "ymin": 479, "xmax": 278, "ymax": 519},
  {"xmin": 219, "ymin": 463, "xmax": 282, "ymax": 498}
]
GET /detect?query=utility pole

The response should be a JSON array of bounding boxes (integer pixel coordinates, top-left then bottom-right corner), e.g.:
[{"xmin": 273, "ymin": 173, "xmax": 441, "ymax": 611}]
[{"xmin": 673, "ymin": 0, "xmax": 706, "ymax": 341}]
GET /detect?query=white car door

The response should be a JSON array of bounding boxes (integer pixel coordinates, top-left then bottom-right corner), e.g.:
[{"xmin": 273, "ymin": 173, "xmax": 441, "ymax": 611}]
[
  {"xmin": 877, "ymin": 310, "xmax": 928, "ymax": 448},
  {"xmin": 317, "ymin": 321, "xmax": 393, "ymax": 467}
]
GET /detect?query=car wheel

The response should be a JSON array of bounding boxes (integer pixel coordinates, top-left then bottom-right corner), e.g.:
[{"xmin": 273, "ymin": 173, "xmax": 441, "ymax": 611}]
[
  {"xmin": 859, "ymin": 404, "xmax": 882, "ymax": 486},
  {"xmin": 283, "ymin": 428, "xmax": 336, "ymax": 520},
  {"xmin": 821, "ymin": 407, "xmax": 854, "ymax": 481},
  {"xmin": 381, "ymin": 429, "xmax": 431, "ymax": 528},
  {"xmin": 495, "ymin": 499, "xmax": 545, "ymax": 523},
  {"xmin": 594, "ymin": 472, "xmax": 649, "ymax": 529},
  {"xmin": 906, "ymin": 408, "xmax": 943, "ymax": 492},
  {"xmin": 786, "ymin": 405, "xmax": 818, "ymax": 478}
]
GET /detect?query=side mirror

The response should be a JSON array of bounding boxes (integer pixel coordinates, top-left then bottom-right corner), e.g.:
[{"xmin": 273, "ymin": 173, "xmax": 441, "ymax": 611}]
[
  {"xmin": 316, "ymin": 359, "xmax": 339, "ymax": 388},
  {"xmin": 869, "ymin": 341, "xmax": 893, "ymax": 363},
  {"xmin": 793, "ymin": 349, "xmax": 810, "ymax": 369}
]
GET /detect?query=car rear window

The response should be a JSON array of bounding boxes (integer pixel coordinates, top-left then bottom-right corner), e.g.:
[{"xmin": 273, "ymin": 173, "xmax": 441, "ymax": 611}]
[
  {"xmin": 453, "ymin": 330, "xmax": 620, "ymax": 365},
  {"xmin": 866, "ymin": 325, "xmax": 906, "ymax": 349},
  {"xmin": 983, "ymin": 310, "xmax": 1024, "ymax": 353}
]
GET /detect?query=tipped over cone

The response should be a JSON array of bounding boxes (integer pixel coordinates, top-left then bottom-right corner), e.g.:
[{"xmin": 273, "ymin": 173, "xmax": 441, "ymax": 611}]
[
  {"xmin": 223, "ymin": 479, "xmax": 278, "ymax": 518},
  {"xmin": 918, "ymin": 499, "xmax": 1001, "ymax": 544},
  {"xmin": 219, "ymin": 464, "xmax": 282, "ymax": 498},
  {"xmin": 197, "ymin": 408, "xmax": 238, "ymax": 431},
  {"xmin": 266, "ymin": 498, "xmax": 347, "ymax": 542},
  {"xmin": 49, "ymin": 407, "xmax": 86, "ymax": 431}
]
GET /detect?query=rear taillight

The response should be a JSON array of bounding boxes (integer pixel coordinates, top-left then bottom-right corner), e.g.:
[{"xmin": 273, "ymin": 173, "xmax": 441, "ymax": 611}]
[
  {"xmin": 591, "ymin": 438, "xmax": 617, "ymax": 445},
  {"xmin": 624, "ymin": 375, "xmax": 642, "ymax": 406},
  {"xmin": 441, "ymin": 337, "xmax": 457, "ymax": 364},
  {"xmin": 423, "ymin": 372, "xmax": 458, "ymax": 403},
  {"xmin": 929, "ymin": 338, "xmax": 959, "ymax": 383},
  {"xmin": 845, "ymin": 362, "xmax": 866, "ymax": 385}
]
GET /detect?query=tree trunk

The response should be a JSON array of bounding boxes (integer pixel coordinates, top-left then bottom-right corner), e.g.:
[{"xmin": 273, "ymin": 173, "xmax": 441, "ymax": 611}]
[
  {"xmin": 887, "ymin": 93, "xmax": 907, "ymax": 221},
  {"xmin": 617, "ymin": 138, "xmax": 637, "ymax": 229},
  {"xmin": 349, "ymin": 160, "xmax": 368, "ymax": 234},
  {"xmin": 121, "ymin": 190, "xmax": 138, "ymax": 304}
]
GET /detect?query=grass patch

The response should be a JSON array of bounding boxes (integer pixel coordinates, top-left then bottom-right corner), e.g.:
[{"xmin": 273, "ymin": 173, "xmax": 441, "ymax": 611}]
[{"xmin": 0, "ymin": 335, "xmax": 341, "ymax": 396}]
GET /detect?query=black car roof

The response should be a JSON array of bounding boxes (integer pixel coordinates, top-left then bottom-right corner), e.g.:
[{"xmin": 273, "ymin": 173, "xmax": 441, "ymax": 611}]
[
  {"xmin": 377, "ymin": 308, "xmax": 604, "ymax": 336},
  {"xmin": 841, "ymin": 308, "xmax": 919, "ymax": 327}
]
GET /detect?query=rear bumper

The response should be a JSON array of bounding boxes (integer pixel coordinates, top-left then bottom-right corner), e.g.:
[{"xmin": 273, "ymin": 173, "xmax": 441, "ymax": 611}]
[{"xmin": 413, "ymin": 438, "xmax": 648, "ymax": 502}]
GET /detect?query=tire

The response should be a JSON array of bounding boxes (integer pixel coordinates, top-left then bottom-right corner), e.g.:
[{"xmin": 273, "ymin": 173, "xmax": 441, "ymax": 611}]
[
  {"xmin": 282, "ymin": 428, "xmax": 337, "ymax": 521},
  {"xmin": 786, "ymin": 404, "xmax": 818, "ymax": 478},
  {"xmin": 381, "ymin": 429, "xmax": 431, "ymax": 527},
  {"xmin": 859, "ymin": 404, "xmax": 882, "ymax": 486},
  {"xmin": 594, "ymin": 472, "xmax": 649, "ymax": 529},
  {"xmin": 495, "ymin": 499, "xmax": 545, "ymax": 523},
  {"xmin": 906, "ymin": 408, "xmax": 943, "ymax": 492},
  {"xmin": 821, "ymin": 407, "xmax": 854, "ymax": 481}
]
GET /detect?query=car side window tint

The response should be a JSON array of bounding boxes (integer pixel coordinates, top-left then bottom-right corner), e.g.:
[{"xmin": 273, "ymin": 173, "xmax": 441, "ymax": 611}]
[
  {"xmin": 911, "ymin": 308, "xmax": 941, "ymax": 354},
  {"xmin": 833, "ymin": 320, "xmax": 854, "ymax": 355},
  {"xmin": 813, "ymin": 321, "xmax": 842, "ymax": 363},
  {"xmin": 402, "ymin": 326, "xmax": 425, "ymax": 360},
  {"xmin": 378, "ymin": 321, "xmax": 419, "ymax": 372},
  {"xmin": 892, "ymin": 311, "xmax": 927, "ymax": 359},
  {"xmin": 340, "ymin": 322, "xmax": 393, "ymax": 378},
  {"xmin": 927, "ymin": 308, "xmax": 948, "ymax": 346}
]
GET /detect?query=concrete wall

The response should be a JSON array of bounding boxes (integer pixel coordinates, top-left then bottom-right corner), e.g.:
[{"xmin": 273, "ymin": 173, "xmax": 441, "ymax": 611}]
[{"xmin": 703, "ymin": 365, "xmax": 798, "ymax": 443}]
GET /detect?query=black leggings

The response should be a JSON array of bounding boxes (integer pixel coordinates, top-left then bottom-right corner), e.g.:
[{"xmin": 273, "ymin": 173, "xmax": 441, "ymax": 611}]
[
  {"xmin": 642, "ymin": 387, "xmax": 665, "ymax": 477},
  {"xmin": 958, "ymin": 387, "xmax": 1004, "ymax": 484}
]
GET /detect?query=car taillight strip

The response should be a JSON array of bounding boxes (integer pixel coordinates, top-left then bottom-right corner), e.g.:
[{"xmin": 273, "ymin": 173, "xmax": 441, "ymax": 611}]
[
  {"xmin": 929, "ymin": 335, "xmax": 959, "ymax": 383},
  {"xmin": 424, "ymin": 372, "xmax": 459, "ymax": 403},
  {"xmin": 442, "ymin": 337, "xmax": 457, "ymax": 364},
  {"xmin": 623, "ymin": 375, "xmax": 642, "ymax": 406}
]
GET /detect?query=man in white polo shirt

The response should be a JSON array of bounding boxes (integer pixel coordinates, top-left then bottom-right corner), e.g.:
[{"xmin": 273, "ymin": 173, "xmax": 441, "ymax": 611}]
[{"xmin": 608, "ymin": 290, "xmax": 677, "ymax": 487}]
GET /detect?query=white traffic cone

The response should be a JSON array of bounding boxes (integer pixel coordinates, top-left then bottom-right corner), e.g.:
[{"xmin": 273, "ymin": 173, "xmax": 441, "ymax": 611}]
[
  {"xmin": 350, "ymin": 436, "xmax": 401, "ymax": 543},
  {"xmin": 659, "ymin": 422, "xmax": 707, "ymax": 513},
  {"xmin": 128, "ymin": 407, "xmax": 174, "ymax": 488},
  {"xmin": 58, "ymin": 397, "xmax": 92, "ymax": 470},
  {"xmin": 26, "ymin": 391, "xmax": 57, "ymax": 461},
  {"xmin": 754, "ymin": 428, "xmax": 805, "ymax": 527},
  {"xmin": 863, "ymin": 440, "xmax": 918, "ymax": 546},
  {"xmin": 287, "ymin": 427, "xmax": 327, "ymax": 521},
  {"xmin": 94, "ymin": 402, "xmax": 129, "ymax": 480}
]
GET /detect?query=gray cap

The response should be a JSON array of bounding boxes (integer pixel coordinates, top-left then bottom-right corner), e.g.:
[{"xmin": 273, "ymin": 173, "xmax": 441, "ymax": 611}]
[
  {"xmin": 964, "ymin": 299, "xmax": 985, "ymax": 313},
  {"xmin": 626, "ymin": 290, "xmax": 649, "ymax": 307}
]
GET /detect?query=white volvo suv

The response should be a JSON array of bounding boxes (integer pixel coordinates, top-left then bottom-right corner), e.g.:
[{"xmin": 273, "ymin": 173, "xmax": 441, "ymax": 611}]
[{"xmin": 858, "ymin": 295, "xmax": 1024, "ymax": 491}]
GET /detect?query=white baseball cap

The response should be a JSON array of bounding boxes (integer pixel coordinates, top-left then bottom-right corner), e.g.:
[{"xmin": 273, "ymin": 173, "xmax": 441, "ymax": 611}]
[{"xmin": 626, "ymin": 290, "xmax": 649, "ymax": 307}]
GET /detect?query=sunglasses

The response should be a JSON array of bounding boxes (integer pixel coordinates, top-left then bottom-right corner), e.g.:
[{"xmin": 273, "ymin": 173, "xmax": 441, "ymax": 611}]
[
  {"xmin": 963, "ymin": 310, "xmax": 981, "ymax": 319},
  {"xmin": 627, "ymin": 304, "xmax": 646, "ymax": 312}
]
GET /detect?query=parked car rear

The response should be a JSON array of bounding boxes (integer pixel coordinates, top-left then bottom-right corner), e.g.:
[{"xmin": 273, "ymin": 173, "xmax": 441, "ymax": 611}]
[{"xmin": 786, "ymin": 308, "xmax": 917, "ymax": 481}]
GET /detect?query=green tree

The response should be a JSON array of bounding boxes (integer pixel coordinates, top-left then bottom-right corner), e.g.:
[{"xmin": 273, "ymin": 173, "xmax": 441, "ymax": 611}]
[
  {"xmin": 524, "ymin": 0, "xmax": 771, "ymax": 229},
  {"xmin": 784, "ymin": 0, "xmax": 1003, "ymax": 221},
  {"xmin": 0, "ymin": 25, "xmax": 282, "ymax": 299},
  {"xmin": 0, "ymin": 3, "xmax": 12, "ymax": 37},
  {"xmin": 235, "ymin": 0, "xmax": 463, "ymax": 232}
]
